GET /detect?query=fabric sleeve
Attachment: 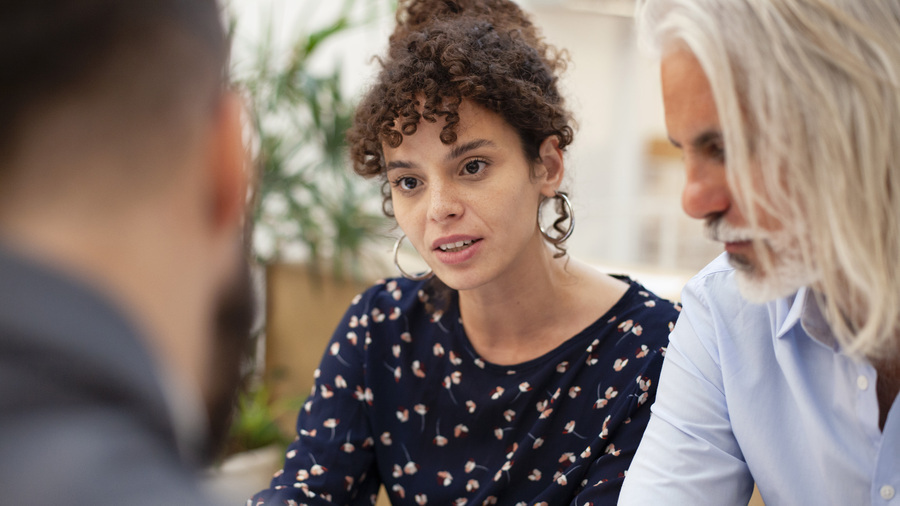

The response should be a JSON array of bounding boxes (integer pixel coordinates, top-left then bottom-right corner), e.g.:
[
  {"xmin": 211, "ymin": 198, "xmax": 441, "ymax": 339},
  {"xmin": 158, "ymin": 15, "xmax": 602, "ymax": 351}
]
[
  {"xmin": 570, "ymin": 343, "xmax": 665, "ymax": 505},
  {"xmin": 618, "ymin": 275, "xmax": 754, "ymax": 505},
  {"xmin": 249, "ymin": 288, "xmax": 382, "ymax": 506}
]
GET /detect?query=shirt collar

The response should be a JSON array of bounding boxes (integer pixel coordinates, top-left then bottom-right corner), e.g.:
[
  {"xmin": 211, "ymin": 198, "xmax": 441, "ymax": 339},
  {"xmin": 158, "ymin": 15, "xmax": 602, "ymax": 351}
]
[{"xmin": 776, "ymin": 286, "xmax": 838, "ymax": 350}]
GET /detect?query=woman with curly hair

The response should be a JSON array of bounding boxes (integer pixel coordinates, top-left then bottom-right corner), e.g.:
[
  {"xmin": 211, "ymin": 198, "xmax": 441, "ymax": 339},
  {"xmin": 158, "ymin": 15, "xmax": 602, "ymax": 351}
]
[{"xmin": 250, "ymin": 1, "xmax": 679, "ymax": 504}]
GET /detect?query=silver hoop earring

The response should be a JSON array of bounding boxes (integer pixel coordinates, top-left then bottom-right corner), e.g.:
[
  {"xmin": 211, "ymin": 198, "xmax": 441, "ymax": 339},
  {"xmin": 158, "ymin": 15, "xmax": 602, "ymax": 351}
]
[
  {"xmin": 393, "ymin": 234, "xmax": 434, "ymax": 281},
  {"xmin": 538, "ymin": 191, "xmax": 575, "ymax": 244}
]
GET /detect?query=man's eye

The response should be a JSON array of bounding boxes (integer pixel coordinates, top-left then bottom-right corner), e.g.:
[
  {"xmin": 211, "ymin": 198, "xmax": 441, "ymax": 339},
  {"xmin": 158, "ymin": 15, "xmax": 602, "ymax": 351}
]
[
  {"xmin": 463, "ymin": 160, "xmax": 487, "ymax": 175},
  {"xmin": 708, "ymin": 143, "xmax": 725, "ymax": 162}
]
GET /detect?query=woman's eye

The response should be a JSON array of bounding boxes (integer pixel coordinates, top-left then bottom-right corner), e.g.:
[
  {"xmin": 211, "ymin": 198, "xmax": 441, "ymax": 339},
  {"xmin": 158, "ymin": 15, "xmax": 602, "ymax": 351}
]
[
  {"xmin": 395, "ymin": 177, "xmax": 419, "ymax": 191},
  {"xmin": 463, "ymin": 159, "xmax": 487, "ymax": 175}
]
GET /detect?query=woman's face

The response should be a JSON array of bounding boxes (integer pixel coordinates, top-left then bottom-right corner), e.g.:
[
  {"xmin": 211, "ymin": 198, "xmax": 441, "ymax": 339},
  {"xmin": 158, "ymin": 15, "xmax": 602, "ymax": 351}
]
[{"xmin": 383, "ymin": 100, "xmax": 562, "ymax": 291}]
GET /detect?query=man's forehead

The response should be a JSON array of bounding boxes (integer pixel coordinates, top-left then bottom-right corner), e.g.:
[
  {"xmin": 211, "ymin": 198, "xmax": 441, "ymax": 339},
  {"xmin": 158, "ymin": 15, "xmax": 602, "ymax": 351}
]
[{"xmin": 660, "ymin": 47, "xmax": 721, "ymax": 145}]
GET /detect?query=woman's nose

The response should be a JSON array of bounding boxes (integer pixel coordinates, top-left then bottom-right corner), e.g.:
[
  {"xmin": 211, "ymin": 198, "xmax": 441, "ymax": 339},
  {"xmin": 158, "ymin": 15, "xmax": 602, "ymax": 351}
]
[{"xmin": 427, "ymin": 182, "xmax": 464, "ymax": 223}]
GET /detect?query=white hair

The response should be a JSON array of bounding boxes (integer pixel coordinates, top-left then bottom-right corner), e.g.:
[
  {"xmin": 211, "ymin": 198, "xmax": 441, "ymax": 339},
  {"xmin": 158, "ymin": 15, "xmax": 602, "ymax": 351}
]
[{"xmin": 637, "ymin": 0, "xmax": 900, "ymax": 358}]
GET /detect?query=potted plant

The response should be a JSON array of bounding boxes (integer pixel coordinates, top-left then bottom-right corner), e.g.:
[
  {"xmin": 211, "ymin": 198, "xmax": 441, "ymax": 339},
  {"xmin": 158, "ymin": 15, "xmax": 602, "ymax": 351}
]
[
  {"xmin": 203, "ymin": 376, "xmax": 304, "ymax": 502},
  {"xmin": 229, "ymin": 0, "xmax": 394, "ymax": 452}
]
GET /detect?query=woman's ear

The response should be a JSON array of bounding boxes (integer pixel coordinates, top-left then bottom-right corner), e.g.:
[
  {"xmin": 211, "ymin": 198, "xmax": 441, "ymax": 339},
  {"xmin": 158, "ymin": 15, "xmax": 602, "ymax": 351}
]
[{"xmin": 536, "ymin": 135, "xmax": 564, "ymax": 197}]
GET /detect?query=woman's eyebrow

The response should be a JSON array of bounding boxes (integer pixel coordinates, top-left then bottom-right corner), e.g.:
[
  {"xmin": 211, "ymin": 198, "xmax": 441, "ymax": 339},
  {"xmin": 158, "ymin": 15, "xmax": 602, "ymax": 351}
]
[
  {"xmin": 386, "ymin": 139, "xmax": 497, "ymax": 173},
  {"xmin": 446, "ymin": 139, "xmax": 496, "ymax": 161},
  {"xmin": 386, "ymin": 160, "xmax": 415, "ymax": 172}
]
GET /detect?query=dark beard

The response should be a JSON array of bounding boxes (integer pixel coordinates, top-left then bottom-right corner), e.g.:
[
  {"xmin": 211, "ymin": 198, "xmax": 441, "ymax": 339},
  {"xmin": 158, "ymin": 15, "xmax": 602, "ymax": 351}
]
[
  {"xmin": 727, "ymin": 251, "xmax": 756, "ymax": 275},
  {"xmin": 201, "ymin": 253, "xmax": 257, "ymax": 463}
]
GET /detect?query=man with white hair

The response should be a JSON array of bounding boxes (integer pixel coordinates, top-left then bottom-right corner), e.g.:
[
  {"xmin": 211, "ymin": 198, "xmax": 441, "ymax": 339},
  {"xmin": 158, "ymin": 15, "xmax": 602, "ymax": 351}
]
[{"xmin": 621, "ymin": 1, "xmax": 900, "ymax": 504}]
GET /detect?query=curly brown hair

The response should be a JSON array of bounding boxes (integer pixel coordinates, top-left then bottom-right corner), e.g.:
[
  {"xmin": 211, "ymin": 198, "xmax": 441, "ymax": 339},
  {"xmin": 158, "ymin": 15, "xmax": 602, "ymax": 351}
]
[
  {"xmin": 348, "ymin": 0, "xmax": 575, "ymax": 303},
  {"xmin": 347, "ymin": 0, "xmax": 574, "ymax": 201}
]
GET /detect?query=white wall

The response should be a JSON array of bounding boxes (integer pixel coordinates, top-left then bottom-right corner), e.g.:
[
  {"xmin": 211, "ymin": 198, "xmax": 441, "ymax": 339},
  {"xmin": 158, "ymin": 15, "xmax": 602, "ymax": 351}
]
[
  {"xmin": 520, "ymin": 5, "xmax": 667, "ymax": 264},
  {"xmin": 227, "ymin": 0, "xmax": 395, "ymax": 100}
]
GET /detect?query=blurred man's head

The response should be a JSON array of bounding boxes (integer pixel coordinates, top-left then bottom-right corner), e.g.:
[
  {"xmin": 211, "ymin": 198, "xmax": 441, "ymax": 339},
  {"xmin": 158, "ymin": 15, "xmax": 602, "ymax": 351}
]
[
  {"xmin": 638, "ymin": 0, "xmax": 900, "ymax": 358},
  {"xmin": 1, "ymin": 0, "xmax": 230, "ymax": 192},
  {"xmin": 0, "ymin": 0, "xmax": 253, "ymax": 455}
]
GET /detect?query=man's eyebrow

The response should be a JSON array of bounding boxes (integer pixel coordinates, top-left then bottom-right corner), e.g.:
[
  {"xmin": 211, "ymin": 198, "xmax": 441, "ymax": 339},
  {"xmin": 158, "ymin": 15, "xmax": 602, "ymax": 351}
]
[
  {"xmin": 446, "ymin": 139, "xmax": 496, "ymax": 161},
  {"xmin": 669, "ymin": 129, "xmax": 722, "ymax": 150}
]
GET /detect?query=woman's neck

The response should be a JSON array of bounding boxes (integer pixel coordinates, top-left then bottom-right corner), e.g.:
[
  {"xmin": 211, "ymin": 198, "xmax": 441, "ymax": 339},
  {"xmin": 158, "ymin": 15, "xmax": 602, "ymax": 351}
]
[{"xmin": 456, "ymin": 252, "xmax": 628, "ymax": 366}]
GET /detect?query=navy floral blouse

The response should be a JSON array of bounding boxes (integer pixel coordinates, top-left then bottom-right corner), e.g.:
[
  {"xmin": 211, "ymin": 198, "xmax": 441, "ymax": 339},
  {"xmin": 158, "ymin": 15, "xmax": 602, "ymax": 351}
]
[{"xmin": 250, "ymin": 276, "xmax": 679, "ymax": 506}]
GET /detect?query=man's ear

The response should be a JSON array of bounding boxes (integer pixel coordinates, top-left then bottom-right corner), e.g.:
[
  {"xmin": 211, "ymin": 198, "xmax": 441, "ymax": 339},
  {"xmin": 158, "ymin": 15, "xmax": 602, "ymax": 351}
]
[
  {"xmin": 536, "ymin": 135, "xmax": 564, "ymax": 198},
  {"xmin": 207, "ymin": 91, "xmax": 248, "ymax": 232}
]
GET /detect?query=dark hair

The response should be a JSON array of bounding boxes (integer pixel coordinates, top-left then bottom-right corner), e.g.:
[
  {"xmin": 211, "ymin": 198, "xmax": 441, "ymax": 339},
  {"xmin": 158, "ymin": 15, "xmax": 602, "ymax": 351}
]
[
  {"xmin": 0, "ymin": 0, "xmax": 228, "ymax": 166},
  {"xmin": 348, "ymin": 0, "xmax": 573, "ymax": 193},
  {"xmin": 348, "ymin": 0, "xmax": 574, "ymax": 305}
]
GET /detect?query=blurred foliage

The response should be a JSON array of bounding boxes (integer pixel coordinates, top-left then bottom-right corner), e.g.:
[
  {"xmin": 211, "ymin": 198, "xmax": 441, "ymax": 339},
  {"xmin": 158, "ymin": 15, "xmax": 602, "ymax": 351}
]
[
  {"xmin": 232, "ymin": 0, "xmax": 392, "ymax": 280},
  {"xmin": 222, "ymin": 380, "xmax": 302, "ymax": 456},
  {"xmin": 219, "ymin": 0, "xmax": 396, "ymax": 459}
]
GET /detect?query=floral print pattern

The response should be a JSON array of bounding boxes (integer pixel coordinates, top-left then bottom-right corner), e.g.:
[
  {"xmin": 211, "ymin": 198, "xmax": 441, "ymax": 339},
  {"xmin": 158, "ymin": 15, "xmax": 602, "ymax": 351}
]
[{"xmin": 250, "ymin": 276, "xmax": 679, "ymax": 505}]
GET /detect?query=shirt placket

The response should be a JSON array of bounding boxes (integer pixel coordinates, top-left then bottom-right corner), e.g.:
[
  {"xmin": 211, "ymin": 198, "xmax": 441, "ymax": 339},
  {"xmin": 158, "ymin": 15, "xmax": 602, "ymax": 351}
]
[
  {"xmin": 849, "ymin": 356, "xmax": 900, "ymax": 505},
  {"xmin": 872, "ymin": 371, "xmax": 900, "ymax": 504}
]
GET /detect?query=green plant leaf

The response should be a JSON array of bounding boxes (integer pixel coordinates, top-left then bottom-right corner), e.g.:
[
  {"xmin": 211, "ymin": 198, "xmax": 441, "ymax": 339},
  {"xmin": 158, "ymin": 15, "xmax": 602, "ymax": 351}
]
[{"xmin": 233, "ymin": 0, "xmax": 391, "ymax": 277}]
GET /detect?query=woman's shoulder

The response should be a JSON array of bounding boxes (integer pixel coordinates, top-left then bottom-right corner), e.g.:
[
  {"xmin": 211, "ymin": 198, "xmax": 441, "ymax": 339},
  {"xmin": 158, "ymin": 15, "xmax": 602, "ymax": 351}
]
[
  {"xmin": 568, "ymin": 262, "xmax": 680, "ymax": 336},
  {"xmin": 612, "ymin": 276, "xmax": 681, "ymax": 315},
  {"xmin": 343, "ymin": 277, "xmax": 439, "ymax": 322},
  {"xmin": 602, "ymin": 276, "xmax": 682, "ymax": 343}
]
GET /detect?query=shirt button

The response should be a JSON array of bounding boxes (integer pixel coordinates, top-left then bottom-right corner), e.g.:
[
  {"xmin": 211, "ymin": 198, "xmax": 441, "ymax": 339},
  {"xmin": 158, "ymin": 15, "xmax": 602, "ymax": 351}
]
[
  {"xmin": 858, "ymin": 375, "xmax": 869, "ymax": 390},
  {"xmin": 881, "ymin": 485, "xmax": 895, "ymax": 500}
]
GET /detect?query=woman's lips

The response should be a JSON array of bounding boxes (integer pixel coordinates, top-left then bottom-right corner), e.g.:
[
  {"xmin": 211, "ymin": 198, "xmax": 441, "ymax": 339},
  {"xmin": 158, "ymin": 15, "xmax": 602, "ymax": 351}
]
[{"xmin": 432, "ymin": 236, "xmax": 482, "ymax": 265}]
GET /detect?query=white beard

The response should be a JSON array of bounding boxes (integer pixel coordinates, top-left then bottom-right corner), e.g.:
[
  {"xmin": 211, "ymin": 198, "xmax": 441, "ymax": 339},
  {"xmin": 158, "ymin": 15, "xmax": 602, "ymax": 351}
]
[{"xmin": 705, "ymin": 219, "xmax": 820, "ymax": 303}]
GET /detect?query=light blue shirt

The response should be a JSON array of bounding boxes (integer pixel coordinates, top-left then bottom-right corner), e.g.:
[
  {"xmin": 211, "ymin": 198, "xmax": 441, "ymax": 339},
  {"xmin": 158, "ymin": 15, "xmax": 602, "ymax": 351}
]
[{"xmin": 619, "ymin": 254, "xmax": 900, "ymax": 505}]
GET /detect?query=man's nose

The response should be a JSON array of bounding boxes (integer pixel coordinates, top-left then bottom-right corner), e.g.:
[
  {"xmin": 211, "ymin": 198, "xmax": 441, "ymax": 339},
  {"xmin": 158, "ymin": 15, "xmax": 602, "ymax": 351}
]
[{"xmin": 681, "ymin": 156, "xmax": 731, "ymax": 220}]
